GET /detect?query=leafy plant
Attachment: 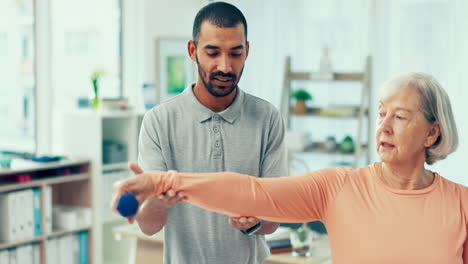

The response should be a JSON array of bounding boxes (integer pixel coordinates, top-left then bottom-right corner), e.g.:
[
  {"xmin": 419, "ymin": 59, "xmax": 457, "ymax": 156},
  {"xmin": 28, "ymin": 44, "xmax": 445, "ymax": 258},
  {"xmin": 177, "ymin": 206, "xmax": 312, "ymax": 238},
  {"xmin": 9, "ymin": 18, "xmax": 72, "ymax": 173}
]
[
  {"xmin": 292, "ymin": 223, "xmax": 309, "ymax": 242},
  {"xmin": 89, "ymin": 68, "xmax": 106, "ymax": 110},
  {"xmin": 291, "ymin": 89, "xmax": 312, "ymax": 101},
  {"xmin": 89, "ymin": 68, "xmax": 106, "ymax": 93}
]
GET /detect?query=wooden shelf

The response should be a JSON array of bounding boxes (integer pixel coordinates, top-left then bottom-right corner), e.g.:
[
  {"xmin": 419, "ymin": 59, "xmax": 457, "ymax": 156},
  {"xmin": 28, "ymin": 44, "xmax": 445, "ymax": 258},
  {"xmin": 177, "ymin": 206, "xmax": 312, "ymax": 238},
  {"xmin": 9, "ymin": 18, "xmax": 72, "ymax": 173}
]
[
  {"xmin": 0, "ymin": 159, "xmax": 90, "ymax": 176},
  {"xmin": 0, "ymin": 236, "xmax": 42, "ymax": 250},
  {"xmin": 289, "ymin": 107, "xmax": 369, "ymax": 118},
  {"xmin": 103, "ymin": 212, "xmax": 125, "ymax": 224},
  {"xmin": 0, "ymin": 226, "xmax": 91, "ymax": 250},
  {"xmin": 286, "ymin": 72, "xmax": 365, "ymax": 82},
  {"xmin": 0, "ymin": 173, "xmax": 90, "ymax": 192},
  {"xmin": 282, "ymin": 55, "xmax": 372, "ymax": 169},
  {"xmin": 46, "ymin": 226, "xmax": 92, "ymax": 239},
  {"xmin": 294, "ymin": 149, "xmax": 357, "ymax": 156},
  {"xmin": 67, "ymin": 109, "xmax": 138, "ymax": 118},
  {"xmin": 293, "ymin": 145, "xmax": 368, "ymax": 156},
  {"xmin": 103, "ymin": 162, "xmax": 129, "ymax": 171}
]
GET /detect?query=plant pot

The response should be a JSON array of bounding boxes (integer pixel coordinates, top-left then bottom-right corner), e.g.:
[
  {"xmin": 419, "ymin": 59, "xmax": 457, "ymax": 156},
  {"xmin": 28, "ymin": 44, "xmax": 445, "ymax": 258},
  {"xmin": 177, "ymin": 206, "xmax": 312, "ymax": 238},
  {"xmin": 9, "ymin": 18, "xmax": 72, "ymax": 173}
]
[
  {"xmin": 294, "ymin": 100, "xmax": 307, "ymax": 115},
  {"xmin": 90, "ymin": 93, "xmax": 99, "ymax": 111},
  {"xmin": 90, "ymin": 79, "xmax": 100, "ymax": 111}
]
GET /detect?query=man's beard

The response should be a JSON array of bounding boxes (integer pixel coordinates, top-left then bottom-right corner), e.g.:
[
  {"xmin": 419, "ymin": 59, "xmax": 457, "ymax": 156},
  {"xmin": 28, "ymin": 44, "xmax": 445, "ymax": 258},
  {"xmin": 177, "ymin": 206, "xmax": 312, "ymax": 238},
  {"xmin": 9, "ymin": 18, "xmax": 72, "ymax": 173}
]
[{"xmin": 196, "ymin": 57, "xmax": 244, "ymax": 97}]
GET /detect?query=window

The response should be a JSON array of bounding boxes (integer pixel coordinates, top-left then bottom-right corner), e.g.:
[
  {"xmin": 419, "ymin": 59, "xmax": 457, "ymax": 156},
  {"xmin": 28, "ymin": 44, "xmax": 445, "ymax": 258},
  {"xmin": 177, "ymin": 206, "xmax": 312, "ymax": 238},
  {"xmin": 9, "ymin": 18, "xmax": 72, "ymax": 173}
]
[
  {"xmin": 0, "ymin": 0, "xmax": 122, "ymax": 154},
  {"xmin": 0, "ymin": 0, "xmax": 36, "ymax": 152},
  {"xmin": 50, "ymin": 0, "xmax": 122, "ymax": 112}
]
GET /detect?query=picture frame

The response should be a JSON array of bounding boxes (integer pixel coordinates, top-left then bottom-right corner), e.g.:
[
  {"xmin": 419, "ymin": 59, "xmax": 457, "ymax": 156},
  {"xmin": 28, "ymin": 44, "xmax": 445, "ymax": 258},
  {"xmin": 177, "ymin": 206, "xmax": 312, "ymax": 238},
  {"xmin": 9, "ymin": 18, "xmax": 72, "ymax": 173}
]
[{"xmin": 155, "ymin": 37, "xmax": 196, "ymax": 104}]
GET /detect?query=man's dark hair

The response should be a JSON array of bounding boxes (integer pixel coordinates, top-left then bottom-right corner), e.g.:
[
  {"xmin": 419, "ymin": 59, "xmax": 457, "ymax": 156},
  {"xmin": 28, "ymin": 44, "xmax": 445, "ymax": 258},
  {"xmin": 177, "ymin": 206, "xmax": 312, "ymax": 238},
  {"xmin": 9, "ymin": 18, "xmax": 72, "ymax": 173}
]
[{"xmin": 192, "ymin": 2, "xmax": 247, "ymax": 45}]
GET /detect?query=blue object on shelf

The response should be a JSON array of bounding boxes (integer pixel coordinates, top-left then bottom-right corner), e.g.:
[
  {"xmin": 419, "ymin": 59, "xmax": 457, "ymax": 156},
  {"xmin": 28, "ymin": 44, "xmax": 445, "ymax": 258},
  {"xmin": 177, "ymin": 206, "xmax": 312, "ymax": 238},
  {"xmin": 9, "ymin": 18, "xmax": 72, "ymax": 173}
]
[
  {"xmin": 117, "ymin": 193, "xmax": 139, "ymax": 217},
  {"xmin": 32, "ymin": 156, "xmax": 62, "ymax": 162},
  {"xmin": 0, "ymin": 152, "xmax": 12, "ymax": 168},
  {"xmin": 102, "ymin": 141, "xmax": 127, "ymax": 164}
]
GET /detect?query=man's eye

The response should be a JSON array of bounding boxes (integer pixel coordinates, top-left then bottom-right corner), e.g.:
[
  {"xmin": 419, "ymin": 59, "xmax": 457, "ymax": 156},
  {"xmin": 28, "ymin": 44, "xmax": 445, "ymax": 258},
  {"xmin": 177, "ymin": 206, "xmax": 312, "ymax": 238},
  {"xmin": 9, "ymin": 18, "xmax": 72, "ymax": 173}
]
[
  {"xmin": 232, "ymin": 53, "xmax": 242, "ymax": 57},
  {"xmin": 207, "ymin": 53, "xmax": 218, "ymax": 56}
]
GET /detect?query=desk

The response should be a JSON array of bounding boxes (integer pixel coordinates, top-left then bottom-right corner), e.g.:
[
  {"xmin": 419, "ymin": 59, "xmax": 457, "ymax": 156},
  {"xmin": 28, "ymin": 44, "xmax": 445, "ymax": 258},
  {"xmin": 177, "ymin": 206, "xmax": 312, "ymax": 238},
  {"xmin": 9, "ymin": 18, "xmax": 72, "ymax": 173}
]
[{"xmin": 113, "ymin": 225, "xmax": 331, "ymax": 264}]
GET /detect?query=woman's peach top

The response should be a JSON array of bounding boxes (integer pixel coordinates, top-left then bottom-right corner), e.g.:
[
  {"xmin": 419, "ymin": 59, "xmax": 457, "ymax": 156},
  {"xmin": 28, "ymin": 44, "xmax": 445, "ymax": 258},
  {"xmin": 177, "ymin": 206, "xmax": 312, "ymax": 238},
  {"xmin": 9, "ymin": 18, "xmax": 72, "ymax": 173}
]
[{"xmin": 152, "ymin": 162, "xmax": 468, "ymax": 264}]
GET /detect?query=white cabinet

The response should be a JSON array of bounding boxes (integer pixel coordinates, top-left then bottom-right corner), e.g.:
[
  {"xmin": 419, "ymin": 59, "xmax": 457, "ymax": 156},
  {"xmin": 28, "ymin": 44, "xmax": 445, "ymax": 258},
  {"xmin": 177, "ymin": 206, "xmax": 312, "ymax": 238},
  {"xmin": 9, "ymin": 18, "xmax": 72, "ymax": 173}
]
[
  {"xmin": 61, "ymin": 110, "xmax": 144, "ymax": 264},
  {"xmin": 0, "ymin": 159, "xmax": 92, "ymax": 264}
]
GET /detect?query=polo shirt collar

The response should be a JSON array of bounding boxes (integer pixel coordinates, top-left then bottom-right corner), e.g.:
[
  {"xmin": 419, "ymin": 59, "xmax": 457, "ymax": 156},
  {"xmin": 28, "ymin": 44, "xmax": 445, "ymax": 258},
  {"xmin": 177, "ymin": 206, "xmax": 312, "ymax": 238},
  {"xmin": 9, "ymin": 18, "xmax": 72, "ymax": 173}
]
[{"xmin": 185, "ymin": 84, "xmax": 244, "ymax": 124}]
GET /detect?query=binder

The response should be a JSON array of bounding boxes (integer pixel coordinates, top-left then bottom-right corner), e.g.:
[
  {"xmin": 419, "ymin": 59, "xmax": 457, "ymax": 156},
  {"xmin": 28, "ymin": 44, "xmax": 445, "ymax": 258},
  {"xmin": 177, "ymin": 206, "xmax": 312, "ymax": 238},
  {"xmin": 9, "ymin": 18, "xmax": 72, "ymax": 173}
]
[
  {"xmin": 46, "ymin": 238, "xmax": 59, "ymax": 264},
  {"xmin": 71, "ymin": 234, "xmax": 80, "ymax": 264},
  {"xmin": 16, "ymin": 244, "xmax": 33, "ymax": 264},
  {"xmin": 21, "ymin": 189, "xmax": 35, "ymax": 239},
  {"xmin": 8, "ymin": 247, "xmax": 17, "ymax": 264},
  {"xmin": 58, "ymin": 235, "xmax": 70, "ymax": 264},
  {"xmin": 0, "ymin": 250, "xmax": 9, "ymax": 264},
  {"xmin": 33, "ymin": 244, "xmax": 40, "ymax": 264},
  {"xmin": 16, "ymin": 191, "xmax": 27, "ymax": 240},
  {"xmin": 78, "ymin": 232, "xmax": 88, "ymax": 264},
  {"xmin": 0, "ymin": 191, "xmax": 18, "ymax": 242},
  {"xmin": 32, "ymin": 188, "xmax": 42, "ymax": 236},
  {"xmin": 44, "ymin": 186, "xmax": 53, "ymax": 234},
  {"xmin": 16, "ymin": 246, "xmax": 25, "ymax": 264}
]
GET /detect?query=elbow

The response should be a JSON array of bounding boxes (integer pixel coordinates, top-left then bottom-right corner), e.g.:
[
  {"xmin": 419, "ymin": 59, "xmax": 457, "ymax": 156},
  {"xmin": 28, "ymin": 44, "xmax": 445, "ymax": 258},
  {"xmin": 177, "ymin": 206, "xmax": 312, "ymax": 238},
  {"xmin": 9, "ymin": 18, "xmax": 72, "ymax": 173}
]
[{"xmin": 264, "ymin": 223, "xmax": 280, "ymax": 234}]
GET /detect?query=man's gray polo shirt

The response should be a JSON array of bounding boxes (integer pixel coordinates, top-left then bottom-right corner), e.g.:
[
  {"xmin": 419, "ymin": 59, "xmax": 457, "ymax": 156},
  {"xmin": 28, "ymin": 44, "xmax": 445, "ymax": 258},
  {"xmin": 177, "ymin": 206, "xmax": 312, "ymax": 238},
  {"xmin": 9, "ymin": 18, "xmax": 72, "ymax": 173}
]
[{"xmin": 138, "ymin": 85, "xmax": 287, "ymax": 264}]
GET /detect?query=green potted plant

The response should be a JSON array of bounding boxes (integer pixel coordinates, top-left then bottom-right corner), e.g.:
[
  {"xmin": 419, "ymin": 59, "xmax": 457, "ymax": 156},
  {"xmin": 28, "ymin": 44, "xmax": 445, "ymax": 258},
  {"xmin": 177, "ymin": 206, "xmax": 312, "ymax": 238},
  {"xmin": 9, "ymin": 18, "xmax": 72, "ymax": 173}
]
[
  {"xmin": 89, "ymin": 68, "xmax": 106, "ymax": 110},
  {"xmin": 289, "ymin": 223, "xmax": 311, "ymax": 257},
  {"xmin": 291, "ymin": 89, "xmax": 312, "ymax": 115},
  {"xmin": 340, "ymin": 135, "xmax": 355, "ymax": 153}
]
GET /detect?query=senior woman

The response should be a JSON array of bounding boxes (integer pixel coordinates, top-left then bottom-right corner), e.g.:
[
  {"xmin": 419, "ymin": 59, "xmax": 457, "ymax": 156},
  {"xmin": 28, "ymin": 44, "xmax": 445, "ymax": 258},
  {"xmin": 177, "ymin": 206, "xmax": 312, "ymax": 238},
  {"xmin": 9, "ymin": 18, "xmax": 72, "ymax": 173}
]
[{"xmin": 112, "ymin": 72, "xmax": 467, "ymax": 264}]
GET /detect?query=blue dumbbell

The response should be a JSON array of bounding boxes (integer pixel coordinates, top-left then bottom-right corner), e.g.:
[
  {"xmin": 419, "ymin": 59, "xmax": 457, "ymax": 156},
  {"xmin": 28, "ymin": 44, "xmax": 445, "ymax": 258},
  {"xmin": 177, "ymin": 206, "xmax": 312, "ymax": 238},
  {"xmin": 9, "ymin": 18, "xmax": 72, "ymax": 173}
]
[{"xmin": 116, "ymin": 193, "xmax": 139, "ymax": 217}]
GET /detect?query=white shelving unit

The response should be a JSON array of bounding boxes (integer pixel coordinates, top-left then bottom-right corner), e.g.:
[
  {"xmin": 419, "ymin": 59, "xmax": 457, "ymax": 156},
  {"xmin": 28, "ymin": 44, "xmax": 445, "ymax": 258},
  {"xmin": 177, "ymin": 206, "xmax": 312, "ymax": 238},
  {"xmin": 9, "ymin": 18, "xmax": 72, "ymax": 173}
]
[
  {"xmin": 0, "ymin": 159, "xmax": 92, "ymax": 263},
  {"xmin": 281, "ymin": 56, "xmax": 372, "ymax": 171},
  {"xmin": 61, "ymin": 110, "xmax": 144, "ymax": 264}
]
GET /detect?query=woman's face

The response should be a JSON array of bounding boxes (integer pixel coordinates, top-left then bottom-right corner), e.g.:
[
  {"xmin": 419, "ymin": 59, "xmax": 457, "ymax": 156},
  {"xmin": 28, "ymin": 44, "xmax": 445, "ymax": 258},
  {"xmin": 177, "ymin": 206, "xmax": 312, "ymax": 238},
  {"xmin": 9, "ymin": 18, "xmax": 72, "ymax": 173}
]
[{"xmin": 375, "ymin": 84, "xmax": 440, "ymax": 165}]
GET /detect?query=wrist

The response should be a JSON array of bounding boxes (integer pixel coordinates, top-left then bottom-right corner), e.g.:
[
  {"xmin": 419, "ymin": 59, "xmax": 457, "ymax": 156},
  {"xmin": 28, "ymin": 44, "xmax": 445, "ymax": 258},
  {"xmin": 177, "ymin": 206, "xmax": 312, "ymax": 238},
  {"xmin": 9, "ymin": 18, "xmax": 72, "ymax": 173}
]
[{"xmin": 241, "ymin": 221, "xmax": 263, "ymax": 236}]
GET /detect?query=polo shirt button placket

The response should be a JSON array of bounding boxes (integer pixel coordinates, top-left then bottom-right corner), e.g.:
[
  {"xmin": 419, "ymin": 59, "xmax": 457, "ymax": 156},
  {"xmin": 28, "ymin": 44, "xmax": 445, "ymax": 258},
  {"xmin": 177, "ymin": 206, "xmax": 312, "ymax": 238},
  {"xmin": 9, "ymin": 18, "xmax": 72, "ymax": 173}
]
[{"xmin": 213, "ymin": 115, "xmax": 222, "ymax": 157}]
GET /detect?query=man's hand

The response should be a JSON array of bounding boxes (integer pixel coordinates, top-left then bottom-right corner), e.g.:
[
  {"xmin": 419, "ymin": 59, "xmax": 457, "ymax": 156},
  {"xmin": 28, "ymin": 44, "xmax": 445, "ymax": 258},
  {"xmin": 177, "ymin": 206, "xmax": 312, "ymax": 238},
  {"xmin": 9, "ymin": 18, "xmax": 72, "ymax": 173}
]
[
  {"xmin": 230, "ymin": 217, "xmax": 280, "ymax": 235},
  {"xmin": 229, "ymin": 216, "xmax": 259, "ymax": 231}
]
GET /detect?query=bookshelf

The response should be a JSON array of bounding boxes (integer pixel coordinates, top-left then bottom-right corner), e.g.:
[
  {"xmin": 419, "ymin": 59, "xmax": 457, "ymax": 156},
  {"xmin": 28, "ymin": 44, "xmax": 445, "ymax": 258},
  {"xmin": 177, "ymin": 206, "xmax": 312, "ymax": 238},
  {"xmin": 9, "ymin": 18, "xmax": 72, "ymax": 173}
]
[
  {"xmin": 60, "ymin": 110, "xmax": 144, "ymax": 264},
  {"xmin": 281, "ymin": 56, "xmax": 372, "ymax": 170},
  {"xmin": 0, "ymin": 159, "xmax": 92, "ymax": 263}
]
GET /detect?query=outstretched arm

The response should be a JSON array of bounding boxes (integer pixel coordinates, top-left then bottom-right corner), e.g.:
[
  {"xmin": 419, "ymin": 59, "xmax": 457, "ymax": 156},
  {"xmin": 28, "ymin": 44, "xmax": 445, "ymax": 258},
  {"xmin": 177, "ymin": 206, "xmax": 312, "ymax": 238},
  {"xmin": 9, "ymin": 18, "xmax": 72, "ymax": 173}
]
[{"xmin": 112, "ymin": 168, "xmax": 348, "ymax": 223}]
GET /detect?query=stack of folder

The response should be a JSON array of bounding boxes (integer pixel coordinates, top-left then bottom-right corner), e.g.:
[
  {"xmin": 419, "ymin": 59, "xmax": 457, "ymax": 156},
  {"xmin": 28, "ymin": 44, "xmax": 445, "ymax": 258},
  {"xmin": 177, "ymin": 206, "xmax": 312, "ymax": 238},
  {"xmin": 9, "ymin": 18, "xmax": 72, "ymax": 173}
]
[{"xmin": 267, "ymin": 238, "xmax": 292, "ymax": 254}]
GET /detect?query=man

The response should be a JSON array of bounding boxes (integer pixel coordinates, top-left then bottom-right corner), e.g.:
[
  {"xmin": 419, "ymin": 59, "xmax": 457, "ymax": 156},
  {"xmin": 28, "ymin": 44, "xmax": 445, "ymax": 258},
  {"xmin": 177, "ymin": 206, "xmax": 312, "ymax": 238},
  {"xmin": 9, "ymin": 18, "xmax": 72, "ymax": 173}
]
[{"xmin": 133, "ymin": 2, "xmax": 287, "ymax": 263}]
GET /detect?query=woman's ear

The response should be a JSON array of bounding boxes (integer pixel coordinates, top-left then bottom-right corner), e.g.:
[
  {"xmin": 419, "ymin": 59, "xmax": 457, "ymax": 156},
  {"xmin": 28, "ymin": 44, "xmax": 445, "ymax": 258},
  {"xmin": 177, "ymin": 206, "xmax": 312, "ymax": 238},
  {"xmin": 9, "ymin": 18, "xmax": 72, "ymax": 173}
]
[{"xmin": 424, "ymin": 122, "xmax": 441, "ymax": 147}]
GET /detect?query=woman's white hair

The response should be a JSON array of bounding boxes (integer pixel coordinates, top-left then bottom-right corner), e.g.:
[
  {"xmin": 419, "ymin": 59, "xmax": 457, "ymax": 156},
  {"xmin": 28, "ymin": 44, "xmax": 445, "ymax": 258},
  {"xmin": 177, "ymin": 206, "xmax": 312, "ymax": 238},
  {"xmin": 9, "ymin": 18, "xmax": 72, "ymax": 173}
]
[{"xmin": 383, "ymin": 72, "xmax": 458, "ymax": 165}]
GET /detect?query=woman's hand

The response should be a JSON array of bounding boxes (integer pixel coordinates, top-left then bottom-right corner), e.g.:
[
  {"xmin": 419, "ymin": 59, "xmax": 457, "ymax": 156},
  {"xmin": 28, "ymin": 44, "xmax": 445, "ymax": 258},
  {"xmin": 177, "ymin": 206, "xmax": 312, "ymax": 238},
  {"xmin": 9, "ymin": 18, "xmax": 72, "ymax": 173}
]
[{"xmin": 111, "ymin": 170, "xmax": 158, "ymax": 224}]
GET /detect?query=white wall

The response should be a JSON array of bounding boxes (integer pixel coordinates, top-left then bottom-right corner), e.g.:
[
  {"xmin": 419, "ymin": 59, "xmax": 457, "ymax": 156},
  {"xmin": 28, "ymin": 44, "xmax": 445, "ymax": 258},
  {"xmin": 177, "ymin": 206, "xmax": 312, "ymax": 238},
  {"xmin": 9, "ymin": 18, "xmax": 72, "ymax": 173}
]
[
  {"xmin": 122, "ymin": 0, "xmax": 202, "ymax": 111},
  {"xmin": 371, "ymin": 0, "xmax": 468, "ymax": 185},
  {"xmin": 139, "ymin": 0, "xmax": 297, "ymax": 108},
  {"xmin": 143, "ymin": 0, "xmax": 202, "ymax": 82},
  {"xmin": 139, "ymin": 0, "xmax": 467, "ymax": 184}
]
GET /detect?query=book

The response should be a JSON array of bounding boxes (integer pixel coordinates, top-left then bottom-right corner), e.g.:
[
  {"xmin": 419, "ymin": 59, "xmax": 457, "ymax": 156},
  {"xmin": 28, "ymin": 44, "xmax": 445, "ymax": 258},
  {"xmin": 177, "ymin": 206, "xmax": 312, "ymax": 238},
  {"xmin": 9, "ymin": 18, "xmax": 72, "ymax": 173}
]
[{"xmin": 267, "ymin": 238, "xmax": 292, "ymax": 254}]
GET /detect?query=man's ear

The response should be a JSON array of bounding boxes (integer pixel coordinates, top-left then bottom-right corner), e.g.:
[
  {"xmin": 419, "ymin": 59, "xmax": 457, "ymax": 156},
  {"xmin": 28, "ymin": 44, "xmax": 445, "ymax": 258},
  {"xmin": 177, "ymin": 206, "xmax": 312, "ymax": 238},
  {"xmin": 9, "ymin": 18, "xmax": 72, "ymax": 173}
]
[
  {"xmin": 188, "ymin": 40, "xmax": 197, "ymax": 62},
  {"xmin": 424, "ymin": 122, "xmax": 441, "ymax": 147}
]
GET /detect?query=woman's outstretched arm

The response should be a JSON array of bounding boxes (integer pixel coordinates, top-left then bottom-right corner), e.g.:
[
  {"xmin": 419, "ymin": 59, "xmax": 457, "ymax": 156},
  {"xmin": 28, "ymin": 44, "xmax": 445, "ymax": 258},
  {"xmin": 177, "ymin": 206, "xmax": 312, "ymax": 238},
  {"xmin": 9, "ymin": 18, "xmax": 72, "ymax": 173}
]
[{"xmin": 112, "ymin": 167, "xmax": 348, "ymax": 223}]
